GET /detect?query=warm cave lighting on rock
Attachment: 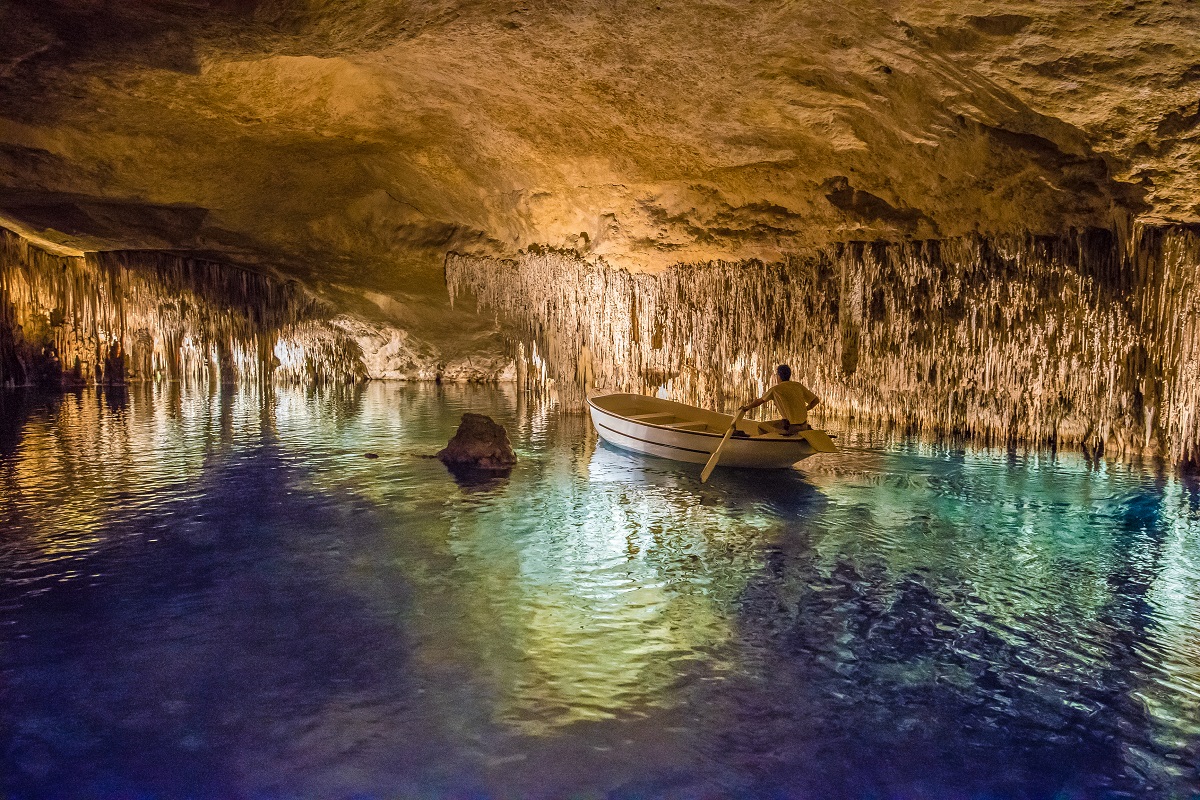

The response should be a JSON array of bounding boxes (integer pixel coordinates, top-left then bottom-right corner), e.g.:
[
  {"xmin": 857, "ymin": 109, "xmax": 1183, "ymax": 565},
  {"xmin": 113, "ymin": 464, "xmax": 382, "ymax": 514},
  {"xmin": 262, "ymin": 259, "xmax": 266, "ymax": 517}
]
[
  {"xmin": 4, "ymin": 1, "xmax": 1200, "ymax": 797},
  {"xmin": 272, "ymin": 336, "xmax": 306, "ymax": 377},
  {"xmin": 449, "ymin": 227, "xmax": 1200, "ymax": 465}
]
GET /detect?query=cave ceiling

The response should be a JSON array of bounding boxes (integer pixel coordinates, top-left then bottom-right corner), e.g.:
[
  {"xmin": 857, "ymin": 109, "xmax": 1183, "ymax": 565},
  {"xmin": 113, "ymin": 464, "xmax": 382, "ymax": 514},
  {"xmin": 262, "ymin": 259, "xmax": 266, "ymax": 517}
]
[{"xmin": 1, "ymin": 0, "xmax": 1198, "ymax": 319}]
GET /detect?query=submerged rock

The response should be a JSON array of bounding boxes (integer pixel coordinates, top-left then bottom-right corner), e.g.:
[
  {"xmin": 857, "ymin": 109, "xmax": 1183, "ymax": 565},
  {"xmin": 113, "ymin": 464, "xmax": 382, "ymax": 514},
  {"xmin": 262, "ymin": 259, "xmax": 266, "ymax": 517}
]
[{"xmin": 437, "ymin": 414, "xmax": 517, "ymax": 471}]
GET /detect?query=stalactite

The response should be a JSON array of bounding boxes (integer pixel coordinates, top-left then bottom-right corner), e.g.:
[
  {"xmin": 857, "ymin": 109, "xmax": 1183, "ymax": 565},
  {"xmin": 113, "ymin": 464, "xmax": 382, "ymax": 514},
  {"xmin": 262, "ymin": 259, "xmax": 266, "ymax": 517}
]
[
  {"xmin": 272, "ymin": 320, "xmax": 369, "ymax": 385},
  {"xmin": 0, "ymin": 228, "xmax": 366, "ymax": 388},
  {"xmin": 446, "ymin": 226, "xmax": 1200, "ymax": 466}
]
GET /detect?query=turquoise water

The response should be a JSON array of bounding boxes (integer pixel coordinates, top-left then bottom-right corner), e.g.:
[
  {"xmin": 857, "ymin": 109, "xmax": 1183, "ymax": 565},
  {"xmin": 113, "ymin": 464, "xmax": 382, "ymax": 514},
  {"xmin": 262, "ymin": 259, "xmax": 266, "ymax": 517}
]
[{"xmin": 1, "ymin": 383, "xmax": 1199, "ymax": 799}]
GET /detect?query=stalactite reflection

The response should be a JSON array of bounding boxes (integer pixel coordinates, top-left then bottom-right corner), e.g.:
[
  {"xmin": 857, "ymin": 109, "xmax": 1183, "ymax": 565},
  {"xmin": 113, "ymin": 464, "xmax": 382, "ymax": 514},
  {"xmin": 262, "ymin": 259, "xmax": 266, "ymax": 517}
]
[{"xmin": 2, "ymin": 384, "xmax": 1199, "ymax": 796}]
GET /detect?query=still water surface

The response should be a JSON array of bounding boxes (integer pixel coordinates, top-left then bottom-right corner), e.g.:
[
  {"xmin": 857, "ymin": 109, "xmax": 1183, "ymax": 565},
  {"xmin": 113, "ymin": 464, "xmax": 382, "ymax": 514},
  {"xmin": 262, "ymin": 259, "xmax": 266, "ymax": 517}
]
[{"xmin": 1, "ymin": 384, "xmax": 1199, "ymax": 799}]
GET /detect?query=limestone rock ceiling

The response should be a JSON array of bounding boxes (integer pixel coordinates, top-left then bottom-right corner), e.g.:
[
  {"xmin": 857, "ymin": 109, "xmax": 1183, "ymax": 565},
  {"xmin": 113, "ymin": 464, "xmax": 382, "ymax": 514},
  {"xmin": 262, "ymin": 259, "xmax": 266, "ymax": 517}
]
[{"xmin": 1, "ymin": 0, "xmax": 1198, "ymax": 305}]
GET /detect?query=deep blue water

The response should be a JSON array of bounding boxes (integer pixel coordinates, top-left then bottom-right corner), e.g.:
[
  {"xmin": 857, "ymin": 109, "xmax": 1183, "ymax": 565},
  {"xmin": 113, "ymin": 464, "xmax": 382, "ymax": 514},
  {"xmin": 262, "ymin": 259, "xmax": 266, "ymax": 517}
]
[{"xmin": 1, "ymin": 383, "xmax": 1198, "ymax": 799}]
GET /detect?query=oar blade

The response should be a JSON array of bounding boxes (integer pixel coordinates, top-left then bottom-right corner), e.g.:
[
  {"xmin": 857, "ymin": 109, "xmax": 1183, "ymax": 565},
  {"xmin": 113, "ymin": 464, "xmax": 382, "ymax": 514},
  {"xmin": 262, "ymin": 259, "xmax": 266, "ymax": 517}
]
[
  {"xmin": 801, "ymin": 429, "xmax": 839, "ymax": 453},
  {"xmin": 699, "ymin": 436, "xmax": 729, "ymax": 482}
]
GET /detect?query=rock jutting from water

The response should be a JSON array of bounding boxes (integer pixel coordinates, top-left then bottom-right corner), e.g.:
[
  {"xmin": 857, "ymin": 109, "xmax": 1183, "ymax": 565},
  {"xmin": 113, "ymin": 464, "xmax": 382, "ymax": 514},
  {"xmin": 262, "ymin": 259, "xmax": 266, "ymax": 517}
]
[
  {"xmin": 437, "ymin": 413, "xmax": 518, "ymax": 471},
  {"xmin": 446, "ymin": 224, "xmax": 1200, "ymax": 466}
]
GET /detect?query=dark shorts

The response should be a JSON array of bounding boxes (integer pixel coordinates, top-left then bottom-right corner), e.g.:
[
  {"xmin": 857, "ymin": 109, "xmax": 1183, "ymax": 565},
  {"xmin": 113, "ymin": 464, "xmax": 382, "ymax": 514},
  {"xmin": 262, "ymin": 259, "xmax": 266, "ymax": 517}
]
[{"xmin": 767, "ymin": 419, "xmax": 811, "ymax": 436}]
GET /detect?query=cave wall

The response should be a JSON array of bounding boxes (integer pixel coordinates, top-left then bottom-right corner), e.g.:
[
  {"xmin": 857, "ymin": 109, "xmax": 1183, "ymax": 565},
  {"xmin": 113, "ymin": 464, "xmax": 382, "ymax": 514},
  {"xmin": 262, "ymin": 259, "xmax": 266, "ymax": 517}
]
[
  {"xmin": 447, "ymin": 225, "xmax": 1200, "ymax": 465},
  {"xmin": 0, "ymin": 229, "xmax": 367, "ymax": 388}
]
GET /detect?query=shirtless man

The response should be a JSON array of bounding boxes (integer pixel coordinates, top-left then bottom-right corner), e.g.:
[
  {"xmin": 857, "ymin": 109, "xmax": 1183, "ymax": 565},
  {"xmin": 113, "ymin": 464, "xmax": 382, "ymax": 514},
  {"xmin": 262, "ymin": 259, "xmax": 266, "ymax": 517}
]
[{"xmin": 739, "ymin": 364, "xmax": 819, "ymax": 435}]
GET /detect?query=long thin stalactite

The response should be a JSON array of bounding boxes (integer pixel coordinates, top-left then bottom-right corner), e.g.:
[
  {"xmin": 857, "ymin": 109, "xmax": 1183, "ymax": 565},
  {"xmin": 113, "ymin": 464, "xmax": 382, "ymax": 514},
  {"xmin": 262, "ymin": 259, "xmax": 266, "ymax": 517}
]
[
  {"xmin": 447, "ymin": 225, "xmax": 1200, "ymax": 465},
  {"xmin": 0, "ymin": 229, "xmax": 366, "ymax": 387}
]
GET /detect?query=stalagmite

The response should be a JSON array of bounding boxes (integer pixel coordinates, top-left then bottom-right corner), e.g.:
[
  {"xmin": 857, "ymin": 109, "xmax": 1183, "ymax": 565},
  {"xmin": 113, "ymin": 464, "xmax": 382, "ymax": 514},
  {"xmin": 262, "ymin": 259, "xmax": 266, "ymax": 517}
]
[{"xmin": 446, "ymin": 225, "xmax": 1200, "ymax": 466}]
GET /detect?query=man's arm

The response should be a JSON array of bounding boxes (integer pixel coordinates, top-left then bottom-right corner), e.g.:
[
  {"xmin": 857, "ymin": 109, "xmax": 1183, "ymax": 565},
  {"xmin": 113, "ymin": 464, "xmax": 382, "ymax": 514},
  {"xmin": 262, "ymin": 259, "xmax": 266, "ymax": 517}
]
[
  {"xmin": 803, "ymin": 384, "xmax": 820, "ymax": 410},
  {"xmin": 739, "ymin": 387, "xmax": 773, "ymax": 413}
]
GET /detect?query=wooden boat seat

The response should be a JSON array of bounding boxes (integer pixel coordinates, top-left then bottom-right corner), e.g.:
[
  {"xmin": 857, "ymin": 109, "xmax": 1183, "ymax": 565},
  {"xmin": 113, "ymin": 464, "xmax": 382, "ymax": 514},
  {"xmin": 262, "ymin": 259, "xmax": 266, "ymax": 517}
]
[
  {"xmin": 629, "ymin": 412, "xmax": 677, "ymax": 421},
  {"xmin": 757, "ymin": 423, "xmax": 787, "ymax": 436},
  {"xmin": 666, "ymin": 421, "xmax": 710, "ymax": 431}
]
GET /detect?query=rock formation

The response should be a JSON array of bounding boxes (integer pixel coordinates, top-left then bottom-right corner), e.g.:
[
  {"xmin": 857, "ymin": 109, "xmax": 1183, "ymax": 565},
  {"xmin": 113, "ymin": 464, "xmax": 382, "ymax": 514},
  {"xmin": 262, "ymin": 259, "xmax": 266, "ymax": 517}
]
[
  {"xmin": 3, "ymin": 2, "xmax": 1198, "ymax": 279},
  {"xmin": 1, "ymin": 1, "xmax": 1199, "ymax": 459},
  {"xmin": 9, "ymin": 0, "xmax": 1200, "ymax": 260},
  {"xmin": 0, "ymin": 228, "xmax": 365, "ymax": 386},
  {"xmin": 0, "ymin": 229, "xmax": 514, "ymax": 386},
  {"xmin": 448, "ymin": 224, "xmax": 1200, "ymax": 465},
  {"xmin": 437, "ymin": 413, "xmax": 518, "ymax": 471}
]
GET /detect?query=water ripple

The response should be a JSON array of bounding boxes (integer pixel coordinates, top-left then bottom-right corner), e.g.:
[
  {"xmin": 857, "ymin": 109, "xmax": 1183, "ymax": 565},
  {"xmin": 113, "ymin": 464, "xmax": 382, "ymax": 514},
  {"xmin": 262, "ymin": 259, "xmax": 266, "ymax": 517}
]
[{"xmin": 1, "ymin": 384, "xmax": 1199, "ymax": 798}]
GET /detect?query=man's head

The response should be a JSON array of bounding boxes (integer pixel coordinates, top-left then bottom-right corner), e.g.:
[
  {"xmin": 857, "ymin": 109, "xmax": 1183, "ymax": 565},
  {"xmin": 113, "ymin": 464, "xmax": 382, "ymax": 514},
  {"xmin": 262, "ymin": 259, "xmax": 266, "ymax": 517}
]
[{"xmin": 776, "ymin": 364, "xmax": 792, "ymax": 381}]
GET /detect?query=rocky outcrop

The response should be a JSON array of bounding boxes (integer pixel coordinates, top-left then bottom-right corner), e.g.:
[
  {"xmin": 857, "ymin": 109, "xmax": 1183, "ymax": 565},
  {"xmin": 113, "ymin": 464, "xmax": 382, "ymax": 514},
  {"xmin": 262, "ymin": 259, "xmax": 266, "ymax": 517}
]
[
  {"xmin": 437, "ymin": 413, "xmax": 517, "ymax": 471},
  {"xmin": 329, "ymin": 315, "xmax": 514, "ymax": 382}
]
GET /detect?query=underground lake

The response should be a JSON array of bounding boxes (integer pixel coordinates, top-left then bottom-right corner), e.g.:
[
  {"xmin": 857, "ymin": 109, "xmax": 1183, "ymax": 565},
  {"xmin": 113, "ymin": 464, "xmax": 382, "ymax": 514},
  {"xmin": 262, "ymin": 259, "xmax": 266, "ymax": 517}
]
[{"xmin": 2, "ymin": 383, "xmax": 1198, "ymax": 798}]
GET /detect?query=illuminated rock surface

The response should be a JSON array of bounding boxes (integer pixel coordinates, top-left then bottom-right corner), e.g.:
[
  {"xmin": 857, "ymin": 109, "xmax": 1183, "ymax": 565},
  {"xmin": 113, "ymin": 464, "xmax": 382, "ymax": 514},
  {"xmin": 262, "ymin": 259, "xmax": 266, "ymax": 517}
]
[
  {"xmin": 4, "ymin": 0, "xmax": 1198, "ymax": 263},
  {"xmin": 449, "ymin": 226, "xmax": 1200, "ymax": 465},
  {"xmin": 0, "ymin": 229, "xmax": 365, "ymax": 386},
  {"xmin": 0, "ymin": 230, "xmax": 513, "ymax": 385},
  {"xmin": 2, "ymin": 1, "xmax": 1200, "ymax": 457}
]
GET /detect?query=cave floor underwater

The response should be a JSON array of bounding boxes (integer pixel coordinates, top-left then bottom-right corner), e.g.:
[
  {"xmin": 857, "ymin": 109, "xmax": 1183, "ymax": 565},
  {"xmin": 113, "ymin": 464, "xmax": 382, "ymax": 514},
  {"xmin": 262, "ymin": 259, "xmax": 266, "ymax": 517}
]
[{"xmin": 1, "ymin": 381, "xmax": 1198, "ymax": 799}]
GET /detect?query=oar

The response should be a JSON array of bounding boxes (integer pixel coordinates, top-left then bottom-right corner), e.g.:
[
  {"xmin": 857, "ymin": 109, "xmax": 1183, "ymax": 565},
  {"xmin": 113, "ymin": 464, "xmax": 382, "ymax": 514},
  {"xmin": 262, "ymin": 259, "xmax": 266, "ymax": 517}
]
[{"xmin": 701, "ymin": 409, "xmax": 747, "ymax": 483}]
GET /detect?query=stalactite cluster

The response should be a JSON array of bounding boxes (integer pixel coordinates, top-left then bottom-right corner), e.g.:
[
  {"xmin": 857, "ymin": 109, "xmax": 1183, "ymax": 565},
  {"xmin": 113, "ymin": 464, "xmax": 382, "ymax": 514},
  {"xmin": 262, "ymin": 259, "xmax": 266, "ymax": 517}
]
[
  {"xmin": 447, "ymin": 226, "xmax": 1200, "ymax": 465},
  {"xmin": 0, "ymin": 229, "xmax": 365, "ymax": 388}
]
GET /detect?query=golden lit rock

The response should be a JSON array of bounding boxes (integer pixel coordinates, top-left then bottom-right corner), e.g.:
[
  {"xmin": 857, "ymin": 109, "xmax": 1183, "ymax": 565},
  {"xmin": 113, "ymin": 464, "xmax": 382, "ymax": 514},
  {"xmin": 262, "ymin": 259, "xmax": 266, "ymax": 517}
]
[
  {"xmin": 448, "ymin": 226, "xmax": 1200, "ymax": 465},
  {"xmin": 2, "ymin": 1, "xmax": 1200, "ymax": 458},
  {"xmin": 3, "ymin": 2, "xmax": 1197, "ymax": 269}
]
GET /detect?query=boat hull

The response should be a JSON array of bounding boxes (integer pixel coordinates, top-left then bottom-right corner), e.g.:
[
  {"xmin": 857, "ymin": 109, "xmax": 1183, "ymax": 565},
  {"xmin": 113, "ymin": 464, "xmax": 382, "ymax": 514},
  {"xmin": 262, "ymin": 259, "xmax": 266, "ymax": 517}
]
[{"xmin": 587, "ymin": 394, "xmax": 818, "ymax": 469}]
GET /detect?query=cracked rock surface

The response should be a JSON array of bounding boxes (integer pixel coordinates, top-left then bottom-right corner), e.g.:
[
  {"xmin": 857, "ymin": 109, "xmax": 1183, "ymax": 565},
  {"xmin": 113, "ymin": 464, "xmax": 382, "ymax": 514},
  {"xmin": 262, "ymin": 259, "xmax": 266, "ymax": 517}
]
[{"xmin": 2, "ymin": 0, "xmax": 1197, "ymax": 281}]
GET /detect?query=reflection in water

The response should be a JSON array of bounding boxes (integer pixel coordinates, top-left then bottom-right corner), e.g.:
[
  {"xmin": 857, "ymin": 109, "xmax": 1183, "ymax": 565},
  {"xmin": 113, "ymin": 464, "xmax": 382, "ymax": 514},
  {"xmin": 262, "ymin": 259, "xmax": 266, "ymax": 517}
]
[
  {"xmin": 440, "ymin": 435, "xmax": 827, "ymax": 735},
  {"xmin": 442, "ymin": 463, "xmax": 512, "ymax": 493},
  {"xmin": 0, "ymin": 388, "xmax": 34, "ymax": 456},
  {"xmin": 1, "ymin": 384, "xmax": 1198, "ymax": 798}
]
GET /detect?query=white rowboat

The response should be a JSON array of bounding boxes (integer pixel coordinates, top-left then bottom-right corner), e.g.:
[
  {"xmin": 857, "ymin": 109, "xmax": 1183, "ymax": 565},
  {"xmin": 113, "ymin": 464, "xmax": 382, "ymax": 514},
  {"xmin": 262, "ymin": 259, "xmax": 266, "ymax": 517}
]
[{"xmin": 587, "ymin": 393, "xmax": 837, "ymax": 470}]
